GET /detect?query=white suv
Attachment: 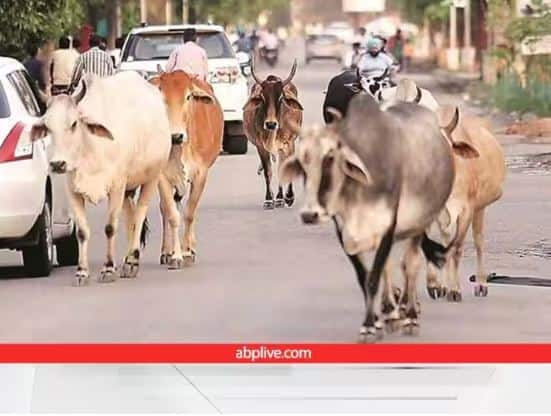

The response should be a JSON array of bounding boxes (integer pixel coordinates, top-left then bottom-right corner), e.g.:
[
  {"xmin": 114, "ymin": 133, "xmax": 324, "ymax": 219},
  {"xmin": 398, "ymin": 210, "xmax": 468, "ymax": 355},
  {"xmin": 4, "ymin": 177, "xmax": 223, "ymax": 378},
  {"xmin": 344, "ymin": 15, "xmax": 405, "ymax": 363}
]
[
  {"xmin": 119, "ymin": 24, "xmax": 249, "ymax": 154},
  {"xmin": 0, "ymin": 57, "xmax": 77, "ymax": 277}
]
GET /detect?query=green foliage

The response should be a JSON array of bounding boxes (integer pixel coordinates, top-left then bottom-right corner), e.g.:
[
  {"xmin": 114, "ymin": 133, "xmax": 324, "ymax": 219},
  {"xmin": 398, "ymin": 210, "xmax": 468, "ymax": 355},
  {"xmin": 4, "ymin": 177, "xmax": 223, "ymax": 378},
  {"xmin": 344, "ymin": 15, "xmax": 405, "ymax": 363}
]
[
  {"xmin": 0, "ymin": 0, "xmax": 84, "ymax": 59},
  {"xmin": 392, "ymin": 0, "xmax": 439, "ymax": 24},
  {"xmin": 490, "ymin": 71, "xmax": 551, "ymax": 117},
  {"xmin": 506, "ymin": 0, "xmax": 551, "ymax": 44},
  {"xmin": 194, "ymin": 0, "xmax": 289, "ymax": 26},
  {"xmin": 424, "ymin": 0, "xmax": 451, "ymax": 24},
  {"xmin": 122, "ymin": 1, "xmax": 139, "ymax": 33}
]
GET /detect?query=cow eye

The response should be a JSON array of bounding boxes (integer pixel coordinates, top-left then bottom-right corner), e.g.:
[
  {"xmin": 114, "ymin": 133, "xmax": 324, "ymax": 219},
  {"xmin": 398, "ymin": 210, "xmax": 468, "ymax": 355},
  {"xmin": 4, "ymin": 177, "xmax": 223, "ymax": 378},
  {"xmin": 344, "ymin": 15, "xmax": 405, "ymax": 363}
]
[{"xmin": 70, "ymin": 121, "xmax": 77, "ymax": 131}]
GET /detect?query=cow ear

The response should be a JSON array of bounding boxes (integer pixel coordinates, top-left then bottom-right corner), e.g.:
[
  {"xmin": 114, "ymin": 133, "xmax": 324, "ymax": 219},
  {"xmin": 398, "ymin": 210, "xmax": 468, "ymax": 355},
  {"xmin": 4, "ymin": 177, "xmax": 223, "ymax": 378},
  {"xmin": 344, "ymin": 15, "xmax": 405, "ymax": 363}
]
[
  {"xmin": 81, "ymin": 117, "xmax": 114, "ymax": 140},
  {"xmin": 30, "ymin": 120, "xmax": 48, "ymax": 141},
  {"xmin": 282, "ymin": 85, "xmax": 303, "ymax": 110},
  {"xmin": 452, "ymin": 141, "xmax": 479, "ymax": 159},
  {"xmin": 340, "ymin": 146, "xmax": 372, "ymax": 186},
  {"xmin": 279, "ymin": 156, "xmax": 304, "ymax": 184},
  {"xmin": 149, "ymin": 76, "xmax": 161, "ymax": 88},
  {"xmin": 187, "ymin": 89, "xmax": 215, "ymax": 104}
]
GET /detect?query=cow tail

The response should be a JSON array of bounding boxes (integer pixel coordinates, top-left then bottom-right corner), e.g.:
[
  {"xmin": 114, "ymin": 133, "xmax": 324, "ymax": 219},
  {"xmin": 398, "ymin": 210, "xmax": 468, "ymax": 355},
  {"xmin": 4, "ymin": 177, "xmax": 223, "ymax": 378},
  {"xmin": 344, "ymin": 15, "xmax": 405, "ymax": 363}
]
[
  {"xmin": 421, "ymin": 233, "xmax": 447, "ymax": 269},
  {"xmin": 140, "ymin": 216, "xmax": 150, "ymax": 249}
]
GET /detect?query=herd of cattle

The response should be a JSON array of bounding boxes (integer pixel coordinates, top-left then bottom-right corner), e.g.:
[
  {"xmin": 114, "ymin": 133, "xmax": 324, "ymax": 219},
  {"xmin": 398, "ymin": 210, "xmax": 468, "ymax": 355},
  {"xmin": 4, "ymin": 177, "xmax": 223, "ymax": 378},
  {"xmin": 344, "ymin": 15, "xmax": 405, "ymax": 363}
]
[{"xmin": 28, "ymin": 60, "xmax": 506, "ymax": 342}]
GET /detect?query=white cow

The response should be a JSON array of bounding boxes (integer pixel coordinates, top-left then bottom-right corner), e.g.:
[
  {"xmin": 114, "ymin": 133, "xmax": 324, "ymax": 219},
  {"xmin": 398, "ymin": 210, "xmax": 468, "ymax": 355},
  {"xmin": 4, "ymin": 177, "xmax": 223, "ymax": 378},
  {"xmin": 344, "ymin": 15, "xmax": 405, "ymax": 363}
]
[{"xmin": 30, "ymin": 72, "xmax": 174, "ymax": 286}]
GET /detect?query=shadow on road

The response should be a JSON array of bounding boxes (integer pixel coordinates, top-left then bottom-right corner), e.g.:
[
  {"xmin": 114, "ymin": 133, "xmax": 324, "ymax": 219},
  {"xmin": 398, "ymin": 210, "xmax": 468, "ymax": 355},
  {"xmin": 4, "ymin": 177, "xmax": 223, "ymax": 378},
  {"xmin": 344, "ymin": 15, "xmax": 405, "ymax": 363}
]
[{"xmin": 0, "ymin": 265, "xmax": 31, "ymax": 280}]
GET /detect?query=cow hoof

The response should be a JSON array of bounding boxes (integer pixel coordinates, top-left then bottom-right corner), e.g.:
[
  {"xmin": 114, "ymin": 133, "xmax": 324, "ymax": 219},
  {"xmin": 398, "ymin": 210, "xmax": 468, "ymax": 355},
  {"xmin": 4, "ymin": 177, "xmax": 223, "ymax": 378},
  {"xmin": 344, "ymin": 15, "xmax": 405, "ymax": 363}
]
[
  {"xmin": 474, "ymin": 284, "xmax": 489, "ymax": 297},
  {"xmin": 120, "ymin": 261, "xmax": 139, "ymax": 279},
  {"xmin": 167, "ymin": 256, "xmax": 184, "ymax": 270},
  {"xmin": 160, "ymin": 253, "xmax": 172, "ymax": 265},
  {"xmin": 402, "ymin": 318, "xmax": 420, "ymax": 336},
  {"xmin": 274, "ymin": 199, "xmax": 285, "ymax": 208},
  {"xmin": 263, "ymin": 200, "xmax": 274, "ymax": 210},
  {"xmin": 446, "ymin": 290, "xmax": 462, "ymax": 303},
  {"xmin": 285, "ymin": 197, "xmax": 295, "ymax": 207},
  {"xmin": 98, "ymin": 266, "xmax": 117, "ymax": 283},
  {"xmin": 183, "ymin": 250, "xmax": 196, "ymax": 267},
  {"xmin": 73, "ymin": 269, "xmax": 90, "ymax": 287},
  {"xmin": 427, "ymin": 285, "xmax": 446, "ymax": 300},
  {"xmin": 358, "ymin": 326, "xmax": 382, "ymax": 344}
]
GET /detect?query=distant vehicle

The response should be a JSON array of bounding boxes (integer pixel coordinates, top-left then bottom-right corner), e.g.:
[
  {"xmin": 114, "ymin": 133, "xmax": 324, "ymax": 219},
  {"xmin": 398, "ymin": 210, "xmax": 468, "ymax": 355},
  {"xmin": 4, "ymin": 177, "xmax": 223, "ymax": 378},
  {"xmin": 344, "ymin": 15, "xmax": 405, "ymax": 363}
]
[
  {"xmin": 324, "ymin": 21, "xmax": 355, "ymax": 43},
  {"xmin": 305, "ymin": 34, "xmax": 343, "ymax": 64},
  {"xmin": 119, "ymin": 24, "xmax": 249, "ymax": 155},
  {"xmin": 0, "ymin": 57, "xmax": 77, "ymax": 277}
]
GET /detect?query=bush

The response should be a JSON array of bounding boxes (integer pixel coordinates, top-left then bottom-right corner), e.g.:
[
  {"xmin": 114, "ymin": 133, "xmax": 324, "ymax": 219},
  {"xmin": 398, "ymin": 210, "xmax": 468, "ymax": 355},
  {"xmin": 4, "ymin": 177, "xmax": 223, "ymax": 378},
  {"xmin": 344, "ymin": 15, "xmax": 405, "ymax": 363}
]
[{"xmin": 490, "ymin": 72, "xmax": 551, "ymax": 117}]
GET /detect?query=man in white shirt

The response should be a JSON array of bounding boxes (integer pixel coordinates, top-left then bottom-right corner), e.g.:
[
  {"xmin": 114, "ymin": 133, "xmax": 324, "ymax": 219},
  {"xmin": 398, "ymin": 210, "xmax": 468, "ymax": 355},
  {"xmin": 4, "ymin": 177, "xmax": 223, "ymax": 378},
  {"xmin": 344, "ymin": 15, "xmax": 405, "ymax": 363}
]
[
  {"xmin": 50, "ymin": 36, "xmax": 80, "ymax": 95},
  {"xmin": 357, "ymin": 37, "xmax": 396, "ymax": 77},
  {"xmin": 166, "ymin": 28, "xmax": 209, "ymax": 81}
]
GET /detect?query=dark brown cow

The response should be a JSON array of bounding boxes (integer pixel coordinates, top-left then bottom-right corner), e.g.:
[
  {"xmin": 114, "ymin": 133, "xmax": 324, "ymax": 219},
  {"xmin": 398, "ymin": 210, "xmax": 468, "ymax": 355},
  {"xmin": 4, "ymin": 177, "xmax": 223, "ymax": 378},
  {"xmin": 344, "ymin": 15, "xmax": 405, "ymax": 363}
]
[{"xmin": 243, "ymin": 60, "xmax": 303, "ymax": 209}]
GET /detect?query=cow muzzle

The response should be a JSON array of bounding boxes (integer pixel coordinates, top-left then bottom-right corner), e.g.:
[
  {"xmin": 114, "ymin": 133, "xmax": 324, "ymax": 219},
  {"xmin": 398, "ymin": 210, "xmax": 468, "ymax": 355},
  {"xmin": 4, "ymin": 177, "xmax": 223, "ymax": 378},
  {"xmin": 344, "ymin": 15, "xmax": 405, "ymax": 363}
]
[
  {"xmin": 264, "ymin": 121, "xmax": 279, "ymax": 131},
  {"xmin": 50, "ymin": 160, "xmax": 67, "ymax": 174},
  {"xmin": 171, "ymin": 132, "xmax": 187, "ymax": 145},
  {"xmin": 301, "ymin": 211, "xmax": 320, "ymax": 225}
]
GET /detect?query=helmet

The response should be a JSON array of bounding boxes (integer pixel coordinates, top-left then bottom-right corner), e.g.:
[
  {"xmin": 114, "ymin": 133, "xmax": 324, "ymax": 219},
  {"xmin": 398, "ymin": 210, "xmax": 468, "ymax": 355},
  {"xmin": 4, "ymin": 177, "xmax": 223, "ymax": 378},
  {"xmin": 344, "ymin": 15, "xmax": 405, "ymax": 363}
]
[{"xmin": 366, "ymin": 37, "xmax": 383, "ymax": 52}]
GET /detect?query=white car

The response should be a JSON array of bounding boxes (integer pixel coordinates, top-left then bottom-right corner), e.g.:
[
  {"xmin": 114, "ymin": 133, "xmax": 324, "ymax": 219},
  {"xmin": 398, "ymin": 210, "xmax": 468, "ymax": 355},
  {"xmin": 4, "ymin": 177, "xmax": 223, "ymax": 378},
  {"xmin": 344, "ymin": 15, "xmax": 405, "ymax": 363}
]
[
  {"xmin": 119, "ymin": 24, "xmax": 250, "ymax": 154},
  {"xmin": 0, "ymin": 57, "xmax": 77, "ymax": 277}
]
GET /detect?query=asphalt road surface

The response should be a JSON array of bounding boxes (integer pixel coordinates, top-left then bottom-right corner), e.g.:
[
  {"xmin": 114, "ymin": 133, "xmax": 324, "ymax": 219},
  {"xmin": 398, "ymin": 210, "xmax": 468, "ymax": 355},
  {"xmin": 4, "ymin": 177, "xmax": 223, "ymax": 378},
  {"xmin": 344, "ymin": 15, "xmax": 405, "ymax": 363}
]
[{"xmin": 2, "ymin": 40, "xmax": 551, "ymax": 343}]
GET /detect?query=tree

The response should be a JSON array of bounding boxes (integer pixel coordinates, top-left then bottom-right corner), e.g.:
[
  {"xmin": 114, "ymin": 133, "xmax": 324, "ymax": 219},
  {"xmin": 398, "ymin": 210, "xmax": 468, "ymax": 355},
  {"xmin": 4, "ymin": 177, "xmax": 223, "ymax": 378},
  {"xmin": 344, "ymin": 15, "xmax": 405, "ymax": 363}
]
[
  {"xmin": 192, "ymin": 0, "xmax": 289, "ymax": 26},
  {"xmin": 0, "ymin": 0, "xmax": 84, "ymax": 59}
]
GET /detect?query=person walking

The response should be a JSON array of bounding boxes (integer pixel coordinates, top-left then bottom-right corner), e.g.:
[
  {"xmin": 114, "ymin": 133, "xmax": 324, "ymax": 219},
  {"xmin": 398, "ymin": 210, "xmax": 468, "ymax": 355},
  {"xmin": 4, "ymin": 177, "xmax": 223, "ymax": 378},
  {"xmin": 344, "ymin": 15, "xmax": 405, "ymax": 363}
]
[
  {"xmin": 166, "ymin": 28, "xmax": 209, "ymax": 81},
  {"xmin": 69, "ymin": 34, "xmax": 114, "ymax": 90},
  {"xmin": 23, "ymin": 44, "xmax": 47, "ymax": 93},
  {"xmin": 50, "ymin": 36, "xmax": 80, "ymax": 96}
]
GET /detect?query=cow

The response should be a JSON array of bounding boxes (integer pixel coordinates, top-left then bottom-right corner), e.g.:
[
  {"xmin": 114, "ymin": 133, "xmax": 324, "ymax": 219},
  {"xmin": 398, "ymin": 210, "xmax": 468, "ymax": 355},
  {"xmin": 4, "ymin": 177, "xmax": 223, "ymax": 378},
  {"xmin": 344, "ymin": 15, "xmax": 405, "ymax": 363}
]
[
  {"xmin": 280, "ymin": 94, "xmax": 464, "ymax": 342},
  {"xmin": 150, "ymin": 69, "xmax": 224, "ymax": 267},
  {"xmin": 243, "ymin": 60, "xmax": 303, "ymax": 209},
  {"xmin": 29, "ymin": 72, "xmax": 172, "ymax": 286},
  {"xmin": 322, "ymin": 70, "xmax": 439, "ymax": 123},
  {"xmin": 426, "ymin": 106, "xmax": 506, "ymax": 301}
]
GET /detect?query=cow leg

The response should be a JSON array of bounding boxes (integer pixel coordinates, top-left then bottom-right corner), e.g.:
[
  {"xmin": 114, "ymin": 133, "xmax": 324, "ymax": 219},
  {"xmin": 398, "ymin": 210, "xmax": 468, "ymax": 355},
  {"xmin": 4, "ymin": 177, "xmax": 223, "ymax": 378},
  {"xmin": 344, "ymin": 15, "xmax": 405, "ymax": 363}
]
[
  {"xmin": 285, "ymin": 183, "xmax": 295, "ymax": 207},
  {"xmin": 426, "ymin": 222, "xmax": 450, "ymax": 300},
  {"xmin": 381, "ymin": 258, "xmax": 401, "ymax": 332},
  {"xmin": 121, "ymin": 180, "xmax": 158, "ymax": 279},
  {"xmin": 275, "ymin": 186, "xmax": 285, "ymax": 208},
  {"xmin": 68, "ymin": 190, "xmax": 90, "ymax": 287},
  {"xmin": 258, "ymin": 147, "xmax": 274, "ymax": 209},
  {"xmin": 446, "ymin": 209, "xmax": 472, "ymax": 303},
  {"xmin": 359, "ymin": 227, "xmax": 395, "ymax": 343},
  {"xmin": 180, "ymin": 169, "xmax": 207, "ymax": 266},
  {"xmin": 159, "ymin": 175, "xmax": 184, "ymax": 269},
  {"xmin": 98, "ymin": 185, "xmax": 125, "ymax": 283},
  {"xmin": 401, "ymin": 236, "xmax": 423, "ymax": 335},
  {"xmin": 472, "ymin": 208, "xmax": 489, "ymax": 297}
]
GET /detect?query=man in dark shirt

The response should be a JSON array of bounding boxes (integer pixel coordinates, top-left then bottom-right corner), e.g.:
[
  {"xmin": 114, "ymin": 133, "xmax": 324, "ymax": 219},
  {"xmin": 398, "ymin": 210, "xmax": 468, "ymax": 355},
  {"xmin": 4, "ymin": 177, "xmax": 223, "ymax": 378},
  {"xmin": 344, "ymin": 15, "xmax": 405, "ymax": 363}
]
[{"xmin": 23, "ymin": 44, "xmax": 46, "ymax": 92}]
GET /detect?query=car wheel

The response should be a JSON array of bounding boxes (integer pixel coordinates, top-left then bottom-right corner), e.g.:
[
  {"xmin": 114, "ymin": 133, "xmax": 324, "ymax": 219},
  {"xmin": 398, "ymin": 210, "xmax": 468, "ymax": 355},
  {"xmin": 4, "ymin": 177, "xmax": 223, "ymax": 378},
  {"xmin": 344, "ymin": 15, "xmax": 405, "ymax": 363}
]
[
  {"xmin": 22, "ymin": 201, "xmax": 54, "ymax": 277},
  {"xmin": 224, "ymin": 135, "xmax": 248, "ymax": 155},
  {"xmin": 56, "ymin": 226, "xmax": 79, "ymax": 267}
]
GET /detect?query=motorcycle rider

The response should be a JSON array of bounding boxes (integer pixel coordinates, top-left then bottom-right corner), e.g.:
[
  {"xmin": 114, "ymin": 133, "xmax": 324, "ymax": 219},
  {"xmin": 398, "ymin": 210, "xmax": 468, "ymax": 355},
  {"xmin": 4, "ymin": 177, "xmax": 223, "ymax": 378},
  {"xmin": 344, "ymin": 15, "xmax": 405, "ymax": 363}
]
[{"xmin": 357, "ymin": 37, "xmax": 396, "ymax": 78}]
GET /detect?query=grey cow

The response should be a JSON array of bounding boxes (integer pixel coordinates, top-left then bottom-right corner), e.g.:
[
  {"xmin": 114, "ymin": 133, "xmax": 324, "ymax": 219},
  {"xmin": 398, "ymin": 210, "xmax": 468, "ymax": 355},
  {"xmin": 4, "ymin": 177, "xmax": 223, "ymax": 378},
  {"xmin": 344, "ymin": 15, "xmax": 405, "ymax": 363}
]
[{"xmin": 280, "ymin": 94, "xmax": 466, "ymax": 342}]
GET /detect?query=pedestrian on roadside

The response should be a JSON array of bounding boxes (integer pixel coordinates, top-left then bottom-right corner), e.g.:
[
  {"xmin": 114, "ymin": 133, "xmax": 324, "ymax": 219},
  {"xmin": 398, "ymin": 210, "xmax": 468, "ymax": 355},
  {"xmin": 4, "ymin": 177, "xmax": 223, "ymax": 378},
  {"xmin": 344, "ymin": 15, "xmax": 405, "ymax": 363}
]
[
  {"xmin": 23, "ymin": 43, "xmax": 47, "ymax": 93},
  {"xmin": 69, "ymin": 34, "xmax": 115, "ymax": 90},
  {"xmin": 166, "ymin": 28, "xmax": 209, "ymax": 81},
  {"xmin": 50, "ymin": 36, "xmax": 80, "ymax": 96},
  {"xmin": 388, "ymin": 29, "xmax": 404, "ymax": 70}
]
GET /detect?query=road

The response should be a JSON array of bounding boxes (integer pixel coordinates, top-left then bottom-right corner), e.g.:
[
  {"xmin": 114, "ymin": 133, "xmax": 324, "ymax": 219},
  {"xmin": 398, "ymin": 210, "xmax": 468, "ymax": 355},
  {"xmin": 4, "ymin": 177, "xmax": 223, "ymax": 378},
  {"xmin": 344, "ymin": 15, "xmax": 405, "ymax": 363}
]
[{"xmin": 2, "ymin": 40, "xmax": 551, "ymax": 343}]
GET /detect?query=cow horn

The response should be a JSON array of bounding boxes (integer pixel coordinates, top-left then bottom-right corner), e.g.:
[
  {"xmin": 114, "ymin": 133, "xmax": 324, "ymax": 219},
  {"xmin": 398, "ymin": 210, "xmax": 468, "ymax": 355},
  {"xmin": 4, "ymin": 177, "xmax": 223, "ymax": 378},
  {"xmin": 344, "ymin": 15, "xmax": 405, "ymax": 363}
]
[
  {"xmin": 414, "ymin": 86, "xmax": 422, "ymax": 103},
  {"xmin": 282, "ymin": 59, "xmax": 298, "ymax": 86},
  {"xmin": 72, "ymin": 79, "xmax": 87, "ymax": 104},
  {"xmin": 250, "ymin": 59, "xmax": 262, "ymax": 85},
  {"xmin": 157, "ymin": 64, "xmax": 164, "ymax": 74},
  {"xmin": 443, "ymin": 107, "xmax": 460, "ymax": 138},
  {"xmin": 326, "ymin": 107, "xmax": 343, "ymax": 122}
]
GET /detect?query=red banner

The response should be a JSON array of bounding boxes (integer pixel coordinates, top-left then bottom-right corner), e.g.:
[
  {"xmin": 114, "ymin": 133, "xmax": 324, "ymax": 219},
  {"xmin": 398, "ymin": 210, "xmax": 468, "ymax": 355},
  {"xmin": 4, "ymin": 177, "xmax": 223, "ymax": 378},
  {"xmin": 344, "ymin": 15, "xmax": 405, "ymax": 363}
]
[{"xmin": 1, "ymin": 344, "xmax": 551, "ymax": 363}]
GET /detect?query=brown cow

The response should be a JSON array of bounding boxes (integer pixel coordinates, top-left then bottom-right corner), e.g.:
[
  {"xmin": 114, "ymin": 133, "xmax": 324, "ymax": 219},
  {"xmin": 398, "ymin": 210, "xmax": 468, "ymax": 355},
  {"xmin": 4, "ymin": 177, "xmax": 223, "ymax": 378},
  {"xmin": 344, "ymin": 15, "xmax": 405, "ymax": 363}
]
[
  {"xmin": 150, "ymin": 70, "xmax": 223, "ymax": 267},
  {"xmin": 244, "ymin": 60, "xmax": 303, "ymax": 209},
  {"xmin": 426, "ymin": 106, "xmax": 506, "ymax": 301}
]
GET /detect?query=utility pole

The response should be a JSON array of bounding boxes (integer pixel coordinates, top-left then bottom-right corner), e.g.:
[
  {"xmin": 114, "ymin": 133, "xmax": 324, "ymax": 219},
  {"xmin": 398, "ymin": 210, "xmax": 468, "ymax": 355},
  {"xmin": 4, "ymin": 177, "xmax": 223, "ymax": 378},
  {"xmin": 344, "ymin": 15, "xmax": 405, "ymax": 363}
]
[
  {"xmin": 182, "ymin": 0, "xmax": 189, "ymax": 23},
  {"xmin": 140, "ymin": 0, "xmax": 147, "ymax": 23},
  {"xmin": 166, "ymin": 0, "xmax": 172, "ymax": 24}
]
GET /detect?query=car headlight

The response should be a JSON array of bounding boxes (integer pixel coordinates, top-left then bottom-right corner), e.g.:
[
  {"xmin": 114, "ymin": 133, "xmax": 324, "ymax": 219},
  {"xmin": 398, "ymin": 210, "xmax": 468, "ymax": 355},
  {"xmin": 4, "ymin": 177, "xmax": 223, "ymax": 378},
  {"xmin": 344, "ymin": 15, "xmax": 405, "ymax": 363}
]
[{"xmin": 210, "ymin": 66, "xmax": 241, "ymax": 84}]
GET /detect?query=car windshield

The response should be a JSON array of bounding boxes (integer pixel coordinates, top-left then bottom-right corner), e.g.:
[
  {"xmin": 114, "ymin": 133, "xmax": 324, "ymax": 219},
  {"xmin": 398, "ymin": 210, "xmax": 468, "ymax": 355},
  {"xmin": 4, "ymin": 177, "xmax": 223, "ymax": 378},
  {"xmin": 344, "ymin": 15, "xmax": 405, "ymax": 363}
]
[
  {"xmin": 123, "ymin": 31, "xmax": 235, "ymax": 61},
  {"xmin": 0, "ymin": 82, "xmax": 10, "ymax": 118}
]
